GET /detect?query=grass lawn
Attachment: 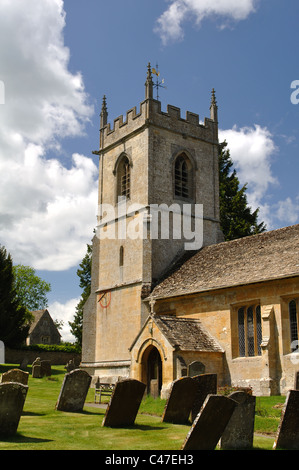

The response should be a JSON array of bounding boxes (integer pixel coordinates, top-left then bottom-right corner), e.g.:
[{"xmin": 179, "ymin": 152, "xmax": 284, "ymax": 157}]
[{"xmin": 0, "ymin": 365, "xmax": 285, "ymax": 451}]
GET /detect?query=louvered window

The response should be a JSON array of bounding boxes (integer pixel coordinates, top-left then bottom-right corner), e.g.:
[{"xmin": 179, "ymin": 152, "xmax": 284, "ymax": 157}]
[
  {"xmin": 174, "ymin": 154, "xmax": 192, "ymax": 199},
  {"xmin": 117, "ymin": 156, "xmax": 130, "ymax": 199}
]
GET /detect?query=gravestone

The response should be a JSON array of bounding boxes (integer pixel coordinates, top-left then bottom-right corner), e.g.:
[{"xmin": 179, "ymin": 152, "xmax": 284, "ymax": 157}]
[
  {"xmin": 20, "ymin": 358, "xmax": 28, "ymax": 371},
  {"xmin": 162, "ymin": 377, "xmax": 197, "ymax": 424},
  {"xmin": 32, "ymin": 357, "xmax": 42, "ymax": 378},
  {"xmin": 0, "ymin": 382, "xmax": 28, "ymax": 436},
  {"xmin": 273, "ymin": 390, "xmax": 299, "ymax": 450},
  {"xmin": 65, "ymin": 359, "xmax": 75, "ymax": 372},
  {"xmin": 0, "ymin": 341, "xmax": 4, "ymax": 364},
  {"xmin": 181, "ymin": 394, "xmax": 237, "ymax": 451},
  {"xmin": 1, "ymin": 368, "xmax": 29, "ymax": 386},
  {"xmin": 220, "ymin": 391, "xmax": 256, "ymax": 450},
  {"xmin": 41, "ymin": 360, "xmax": 51, "ymax": 377},
  {"xmin": 191, "ymin": 374, "xmax": 217, "ymax": 421},
  {"xmin": 102, "ymin": 379, "xmax": 146, "ymax": 427},
  {"xmin": 188, "ymin": 361, "xmax": 205, "ymax": 377},
  {"xmin": 56, "ymin": 369, "xmax": 92, "ymax": 412}
]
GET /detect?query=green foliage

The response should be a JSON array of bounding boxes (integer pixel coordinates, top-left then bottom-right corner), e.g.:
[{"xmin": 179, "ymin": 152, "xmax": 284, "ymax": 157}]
[
  {"xmin": 219, "ymin": 141, "xmax": 266, "ymax": 241},
  {"xmin": 19, "ymin": 342, "xmax": 81, "ymax": 353},
  {"xmin": 13, "ymin": 264, "xmax": 51, "ymax": 311},
  {"xmin": 0, "ymin": 246, "xmax": 29, "ymax": 347},
  {"xmin": 69, "ymin": 243, "xmax": 92, "ymax": 345}
]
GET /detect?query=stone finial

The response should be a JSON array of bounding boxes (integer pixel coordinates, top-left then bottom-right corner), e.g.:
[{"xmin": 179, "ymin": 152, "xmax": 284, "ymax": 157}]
[
  {"xmin": 210, "ymin": 88, "xmax": 218, "ymax": 122},
  {"xmin": 100, "ymin": 95, "xmax": 108, "ymax": 128},
  {"xmin": 145, "ymin": 62, "xmax": 153, "ymax": 100}
]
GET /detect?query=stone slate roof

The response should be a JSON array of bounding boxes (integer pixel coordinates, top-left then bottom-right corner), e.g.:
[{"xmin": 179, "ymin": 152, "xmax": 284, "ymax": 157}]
[
  {"xmin": 153, "ymin": 315, "xmax": 223, "ymax": 352},
  {"xmin": 28, "ymin": 309, "xmax": 48, "ymax": 334},
  {"xmin": 151, "ymin": 224, "xmax": 299, "ymax": 299},
  {"xmin": 28, "ymin": 309, "xmax": 61, "ymax": 338}
]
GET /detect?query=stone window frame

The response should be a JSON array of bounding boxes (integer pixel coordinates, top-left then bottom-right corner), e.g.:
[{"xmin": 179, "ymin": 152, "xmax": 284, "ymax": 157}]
[
  {"xmin": 113, "ymin": 152, "xmax": 133, "ymax": 203},
  {"xmin": 231, "ymin": 302, "xmax": 262, "ymax": 358},
  {"xmin": 280, "ymin": 295, "xmax": 299, "ymax": 354},
  {"xmin": 171, "ymin": 150, "xmax": 196, "ymax": 202},
  {"xmin": 288, "ymin": 299, "xmax": 299, "ymax": 352}
]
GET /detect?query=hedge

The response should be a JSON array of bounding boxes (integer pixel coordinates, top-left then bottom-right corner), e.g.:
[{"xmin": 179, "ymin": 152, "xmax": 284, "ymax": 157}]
[{"xmin": 20, "ymin": 343, "xmax": 81, "ymax": 354}]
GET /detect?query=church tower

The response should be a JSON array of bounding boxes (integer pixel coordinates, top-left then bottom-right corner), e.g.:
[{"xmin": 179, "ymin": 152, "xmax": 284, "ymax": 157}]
[{"xmin": 81, "ymin": 64, "xmax": 222, "ymax": 382}]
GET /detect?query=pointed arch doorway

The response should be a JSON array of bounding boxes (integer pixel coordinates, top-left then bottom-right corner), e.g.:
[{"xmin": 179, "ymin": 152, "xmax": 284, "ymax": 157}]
[{"xmin": 142, "ymin": 345, "xmax": 162, "ymax": 397}]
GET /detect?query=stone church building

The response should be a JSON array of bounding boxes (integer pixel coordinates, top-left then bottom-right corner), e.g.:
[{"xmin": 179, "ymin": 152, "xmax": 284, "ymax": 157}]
[{"xmin": 81, "ymin": 64, "xmax": 299, "ymax": 397}]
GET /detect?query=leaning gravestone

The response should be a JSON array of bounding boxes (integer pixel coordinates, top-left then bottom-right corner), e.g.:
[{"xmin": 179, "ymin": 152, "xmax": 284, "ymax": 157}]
[
  {"xmin": 162, "ymin": 377, "xmax": 197, "ymax": 424},
  {"xmin": 191, "ymin": 374, "xmax": 217, "ymax": 421},
  {"xmin": 0, "ymin": 382, "xmax": 28, "ymax": 436},
  {"xmin": 56, "ymin": 369, "xmax": 92, "ymax": 412},
  {"xmin": 273, "ymin": 390, "xmax": 299, "ymax": 450},
  {"xmin": 220, "ymin": 391, "xmax": 256, "ymax": 450},
  {"xmin": 181, "ymin": 394, "xmax": 237, "ymax": 450},
  {"xmin": 102, "ymin": 379, "xmax": 146, "ymax": 427},
  {"xmin": 1, "ymin": 368, "xmax": 29, "ymax": 386}
]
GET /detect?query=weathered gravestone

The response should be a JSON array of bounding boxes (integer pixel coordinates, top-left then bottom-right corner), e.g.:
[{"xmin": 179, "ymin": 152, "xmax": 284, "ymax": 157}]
[
  {"xmin": 191, "ymin": 373, "xmax": 217, "ymax": 422},
  {"xmin": 0, "ymin": 341, "xmax": 4, "ymax": 364},
  {"xmin": 0, "ymin": 382, "xmax": 28, "ymax": 436},
  {"xmin": 273, "ymin": 390, "xmax": 299, "ymax": 450},
  {"xmin": 32, "ymin": 357, "xmax": 42, "ymax": 378},
  {"xmin": 56, "ymin": 369, "xmax": 92, "ymax": 412},
  {"xmin": 41, "ymin": 360, "xmax": 51, "ymax": 377},
  {"xmin": 188, "ymin": 361, "xmax": 205, "ymax": 377},
  {"xmin": 102, "ymin": 379, "xmax": 146, "ymax": 427},
  {"xmin": 181, "ymin": 394, "xmax": 237, "ymax": 451},
  {"xmin": 1, "ymin": 368, "xmax": 29, "ymax": 386},
  {"xmin": 220, "ymin": 391, "xmax": 256, "ymax": 450},
  {"xmin": 19, "ymin": 358, "xmax": 28, "ymax": 371},
  {"xmin": 162, "ymin": 377, "xmax": 197, "ymax": 424}
]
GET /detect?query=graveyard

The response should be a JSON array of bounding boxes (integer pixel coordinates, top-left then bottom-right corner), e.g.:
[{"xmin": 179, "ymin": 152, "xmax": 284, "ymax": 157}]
[{"xmin": 0, "ymin": 364, "xmax": 289, "ymax": 450}]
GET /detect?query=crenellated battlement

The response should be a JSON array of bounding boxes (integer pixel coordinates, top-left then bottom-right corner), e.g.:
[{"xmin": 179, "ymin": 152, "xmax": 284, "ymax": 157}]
[{"xmin": 99, "ymin": 95, "xmax": 218, "ymax": 151}]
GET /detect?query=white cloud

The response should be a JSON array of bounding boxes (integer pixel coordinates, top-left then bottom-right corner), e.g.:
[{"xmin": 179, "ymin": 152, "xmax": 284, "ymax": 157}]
[
  {"xmin": 48, "ymin": 297, "xmax": 80, "ymax": 343},
  {"xmin": 275, "ymin": 197, "xmax": 299, "ymax": 226},
  {"xmin": 155, "ymin": 0, "xmax": 258, "ymax": 44},
  {"xmin": 0, "ymin": 0, "xmax": 97, "ymax": 270},
  {"xmin": 219, "ymin": 124, "xmax": 277, "ymax": 226}
]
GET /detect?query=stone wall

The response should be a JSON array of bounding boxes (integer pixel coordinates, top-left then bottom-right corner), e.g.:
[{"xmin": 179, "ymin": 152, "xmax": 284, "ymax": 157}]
[{"xmin": 5, "ymin": 347, "xmax": 81, "ymax": 366}]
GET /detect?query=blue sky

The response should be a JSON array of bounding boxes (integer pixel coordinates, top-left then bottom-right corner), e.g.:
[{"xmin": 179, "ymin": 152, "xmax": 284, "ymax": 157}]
[{"xmin": 0, "ymin": 0, "xmax": 298, "ymax": 341}]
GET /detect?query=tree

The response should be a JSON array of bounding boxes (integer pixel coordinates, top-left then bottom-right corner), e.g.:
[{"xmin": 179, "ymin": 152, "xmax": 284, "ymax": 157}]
[
  {"xmin": 0, "ymin": 246, "xmax": 30, "ymax": 347},
  {"xmin": 219, "ymin": 141, "xmax": 266, "ymax": 241},
  {"xmin": 13, "ymin": 265, "xmax": 51, "ymax": 311},
  {"xmin": 69, "ymin": 244, "xmax": 92, "ymax": 346}
]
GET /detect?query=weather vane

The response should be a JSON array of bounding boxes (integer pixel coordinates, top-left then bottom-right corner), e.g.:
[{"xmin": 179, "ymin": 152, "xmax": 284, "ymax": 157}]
[{"xmin": 152, "ymin": 63, "xmax": 166, "ymax": 100}]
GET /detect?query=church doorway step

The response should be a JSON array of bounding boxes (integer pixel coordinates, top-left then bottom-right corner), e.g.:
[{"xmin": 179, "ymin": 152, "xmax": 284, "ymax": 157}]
[{"xmin": 143, "ymin": 346, "xmax": 162, "ymax": 398}]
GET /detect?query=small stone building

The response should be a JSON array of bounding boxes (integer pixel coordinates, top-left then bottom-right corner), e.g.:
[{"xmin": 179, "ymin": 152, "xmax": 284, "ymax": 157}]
[
  {"xmin": 81, "ymin": 64, "xmax": 299, "ymax": 397},
  {"xmin": 27, "ymin": 309, "xmax": 61, "ymax": 345}
]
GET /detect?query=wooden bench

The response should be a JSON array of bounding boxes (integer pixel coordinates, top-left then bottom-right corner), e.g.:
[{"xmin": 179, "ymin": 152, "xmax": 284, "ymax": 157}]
[{"xmin": 94, "ymin": 378, "xmax": 116, "ymax": 403}]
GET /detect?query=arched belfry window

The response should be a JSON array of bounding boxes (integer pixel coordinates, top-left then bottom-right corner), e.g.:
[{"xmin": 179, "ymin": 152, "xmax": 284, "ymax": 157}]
[
  {"xmin": 117, "ymin": 155, "xmax": 130, "ymax": 200},
  {"xmin": 174, "ymin": 153, "xmax": 193, "ymax": 199}
]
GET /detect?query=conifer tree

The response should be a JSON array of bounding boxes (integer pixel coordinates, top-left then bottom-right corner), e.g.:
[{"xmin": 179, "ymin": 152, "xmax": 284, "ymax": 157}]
[
  {"xmin": 69, "ymin": 243, "xmax": 92, "ymax": 346},
  {"xmin": 0, "ymin": 246, "xmax": 30, "ymax": 347},
  {"xmin": 219, "ymin": 141, "xmax": 266, "ymax": 240}
]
